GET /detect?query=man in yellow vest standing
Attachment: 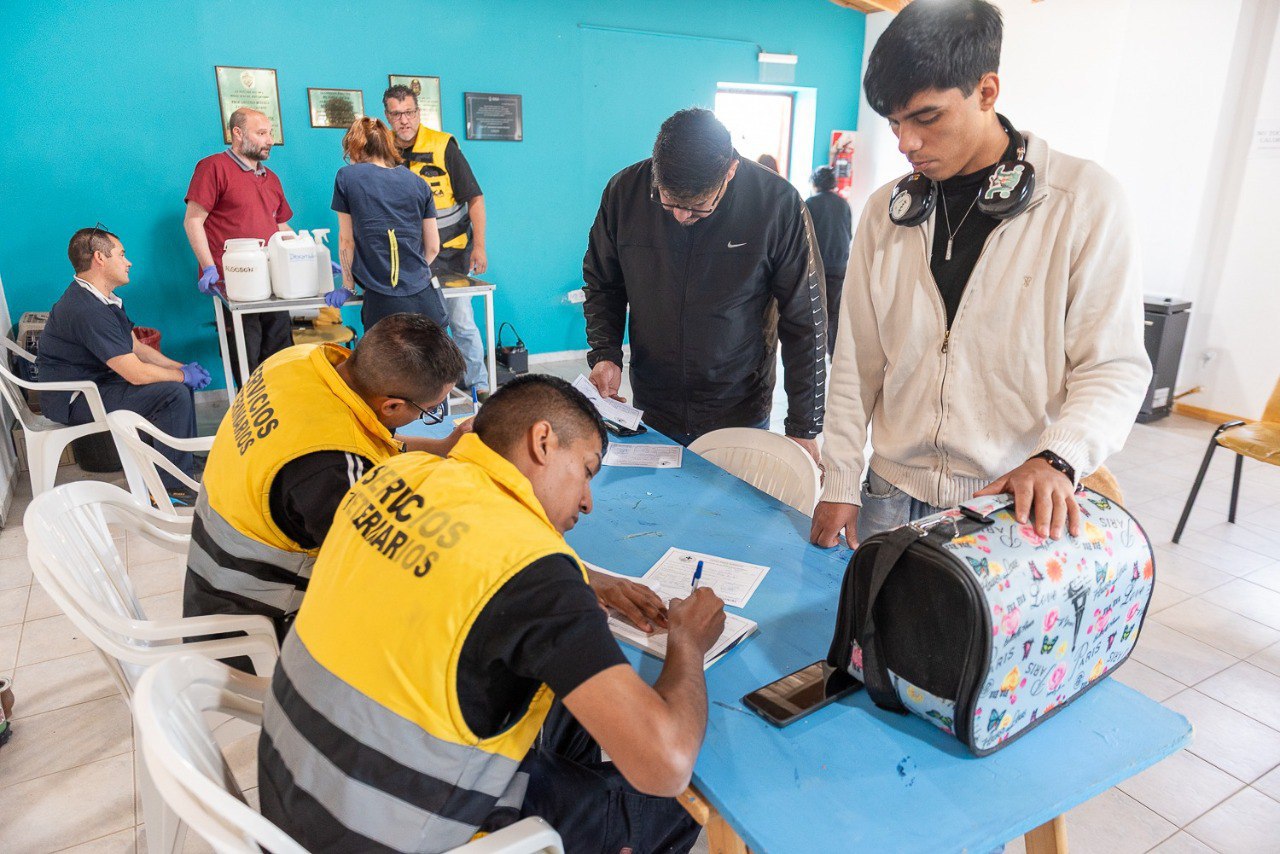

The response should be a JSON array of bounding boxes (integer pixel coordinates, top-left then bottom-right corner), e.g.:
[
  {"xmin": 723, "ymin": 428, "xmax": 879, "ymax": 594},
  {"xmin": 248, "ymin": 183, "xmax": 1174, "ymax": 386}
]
[
  {"xmin": 182, "ymin": 313, "xmax": 469, "ymax": 643},
  {"xmin": 259, "ymin": 375, "xmax": 717, "ymax": 853},
  {"xmin": 384, "ymin": 85, "xmax": 492, "ymax": 398}
]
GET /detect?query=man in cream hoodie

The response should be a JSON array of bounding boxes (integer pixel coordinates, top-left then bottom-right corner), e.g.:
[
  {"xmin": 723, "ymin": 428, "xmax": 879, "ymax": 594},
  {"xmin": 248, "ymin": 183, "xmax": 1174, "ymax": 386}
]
[{"xmin": 811, "ymin": 0, "xmax": 1150, "ymax": 548}]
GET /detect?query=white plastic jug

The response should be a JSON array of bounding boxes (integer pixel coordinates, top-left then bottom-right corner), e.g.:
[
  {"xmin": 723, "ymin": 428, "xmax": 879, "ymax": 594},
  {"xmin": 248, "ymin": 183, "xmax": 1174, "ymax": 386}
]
[
  {"xmin": 222, "ymin": 238, "xmax": 271, "ymax": 302},
  {"xmin": 267, "ymin": 231, "xmax": 320, "ymax": 299},
  {"xmin": 309, "ymin": 228, "xmax": 336, "ymax": 293}
]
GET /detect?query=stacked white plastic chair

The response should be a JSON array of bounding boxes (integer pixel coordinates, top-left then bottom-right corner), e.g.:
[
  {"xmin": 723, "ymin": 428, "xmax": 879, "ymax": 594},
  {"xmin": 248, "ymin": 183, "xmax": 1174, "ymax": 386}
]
[{"xmin": 24, "ymin": 481, "xmax": 278, "ymax": 853}]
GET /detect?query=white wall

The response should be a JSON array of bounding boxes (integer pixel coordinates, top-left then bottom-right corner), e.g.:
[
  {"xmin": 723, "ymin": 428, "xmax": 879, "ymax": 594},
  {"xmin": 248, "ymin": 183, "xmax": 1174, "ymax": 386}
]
[{"xmin": 850, "ymin": 0, "xmax": 1277, "ymax": 418}]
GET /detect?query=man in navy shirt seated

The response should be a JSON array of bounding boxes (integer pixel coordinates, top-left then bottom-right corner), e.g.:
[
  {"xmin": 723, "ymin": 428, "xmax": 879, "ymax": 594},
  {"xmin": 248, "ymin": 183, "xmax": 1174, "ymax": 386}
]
[{"xmin": 37, "ymin": 226, "xmax": 212, "ymax": 504}]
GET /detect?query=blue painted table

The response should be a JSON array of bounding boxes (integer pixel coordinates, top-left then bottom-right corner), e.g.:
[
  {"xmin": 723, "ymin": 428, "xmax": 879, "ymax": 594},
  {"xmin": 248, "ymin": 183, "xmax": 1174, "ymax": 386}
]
[{"xmin": 403, "ymin": 424, "xmax": 1192, "ymax": 853}]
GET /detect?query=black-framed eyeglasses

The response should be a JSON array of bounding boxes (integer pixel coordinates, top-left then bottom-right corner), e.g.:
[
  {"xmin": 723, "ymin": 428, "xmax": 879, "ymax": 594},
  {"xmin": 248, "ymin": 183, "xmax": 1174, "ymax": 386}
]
[
  {"xmin": 386, "ymin": 108, "xmax": 420, "ymax": 121},
  {"xmin": 87, "ymin": 221, "xmax": 116, "ymax": 259},
  {"xmin": 393, "ymin": 395, "xmax": 445, "ymax": 425},
  {"xmin": 649, "ymin": 173, "xmax": 730, "ymax": 216}
]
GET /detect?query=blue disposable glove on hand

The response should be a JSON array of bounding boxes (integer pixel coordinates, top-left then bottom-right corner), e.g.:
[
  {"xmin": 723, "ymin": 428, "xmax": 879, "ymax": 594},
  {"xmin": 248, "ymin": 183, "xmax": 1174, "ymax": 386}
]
[
  {"xmin": 181, "ymin": 362, "xmax": 212, "ymax": 390},
  {"xmin": 330, "ymin": 260, "xmax": 343, "ymax": 277},
  {"xmin": 325, "ymin": 287, "xmax": 354, "ymax": 308},
  {"xmin": 197, "ymin": 265, "xmax": 220, "ymax": 295}
]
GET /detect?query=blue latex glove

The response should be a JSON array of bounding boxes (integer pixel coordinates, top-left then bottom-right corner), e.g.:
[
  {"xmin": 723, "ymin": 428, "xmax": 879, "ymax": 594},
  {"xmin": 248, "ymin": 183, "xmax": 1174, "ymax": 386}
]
[
  {"xmin": 325, "ymin": 287, "xmax": 354, "ymax": 308},
  {"xmin": 330, "ymin": 260, "xmax": 343, "ymax": 277},
  {"xmin": 197, "ymin": 265, "xmax": 220, "ymax": 295},
  {"xmin": 181, "ymin": 362, "xmax": 212, "ymax": 390}
]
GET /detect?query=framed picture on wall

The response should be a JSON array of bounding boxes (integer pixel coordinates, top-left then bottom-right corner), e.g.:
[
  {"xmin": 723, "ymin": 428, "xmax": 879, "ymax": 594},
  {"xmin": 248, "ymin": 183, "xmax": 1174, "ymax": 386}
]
[
  {"xmin": 464, "ymin": 92, "xmax": 523, "ymax": 141},
  {"xmin": 215, "ymin": 66, "xmax": 284, "ymax": 145},
  {"xmin": 308, "ymin": 88, "xmax": 364, "ymax": 129},
  {"xmin": 387, "ymin": 75, "xmax": 442, "ymax": 130}
]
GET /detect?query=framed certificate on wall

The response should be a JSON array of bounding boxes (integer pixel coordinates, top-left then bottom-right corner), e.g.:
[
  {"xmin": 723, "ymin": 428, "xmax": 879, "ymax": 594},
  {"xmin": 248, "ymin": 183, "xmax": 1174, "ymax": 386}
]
[
  {"xmin": 215, "ymin": 66, "xmax": 284, "ymax": 145},
  {"xmin": 464, "ymin": 92, "xmax": 523, "ymax": 141},
  {"xmin": 387, "ymin": 74, "xmax": 442, "ymax": 131},
  {"xmin": 308, "ymin": 88, "xmax": 364, "ymax": 128}
]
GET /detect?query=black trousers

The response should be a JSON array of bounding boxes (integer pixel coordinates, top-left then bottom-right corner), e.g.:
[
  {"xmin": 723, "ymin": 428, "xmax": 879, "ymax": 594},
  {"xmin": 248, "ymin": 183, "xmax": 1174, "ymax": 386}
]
[
  {"xmin": 220, "ymin": 303, "xmax": 292, "ymax": 386},
  {"xmin": 825, "ymin": 270, "xmax": 845, "ymax": 357},
  {"xmin": 521, "ymin": 704, "xmax": 702, "ymax": 854},
  {"xmin": 66, "ymin": 381, "xmax": 195, "ymax": 490}
]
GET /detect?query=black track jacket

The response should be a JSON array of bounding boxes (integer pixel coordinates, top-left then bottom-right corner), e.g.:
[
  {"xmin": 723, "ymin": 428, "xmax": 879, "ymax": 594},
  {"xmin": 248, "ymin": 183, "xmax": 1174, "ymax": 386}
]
[{"xmin": 583, "ymin": 158, "xmax": 826, "ymax": 439}]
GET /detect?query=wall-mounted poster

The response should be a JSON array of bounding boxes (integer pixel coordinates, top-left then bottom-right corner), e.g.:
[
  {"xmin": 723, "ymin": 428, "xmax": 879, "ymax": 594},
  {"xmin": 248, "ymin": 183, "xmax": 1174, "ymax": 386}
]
[
  {"xmin": 387, "ymin": 75, "xmax": 442, "ymax": 131},
  {"xmin": 308, "ymin": 88, "xmax": 364, "ymax": 129},
  {"xmin": 215, "ymin": 66, "xmax": 283, "ymax": 145},
  {"xmin": 464, "ymin": 92, "xmax": 523, "ymax": 142}
]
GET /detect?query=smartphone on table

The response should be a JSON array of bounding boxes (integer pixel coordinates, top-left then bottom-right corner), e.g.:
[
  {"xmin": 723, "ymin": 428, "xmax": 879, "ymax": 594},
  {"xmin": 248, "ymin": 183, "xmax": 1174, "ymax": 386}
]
[
  {"xmin": 603, "ymin": 418, "xmax": 647, "ymax": 438},
  {"xmin": 742, "ymin": 660, "xmax": 862, "ymax": 727}
]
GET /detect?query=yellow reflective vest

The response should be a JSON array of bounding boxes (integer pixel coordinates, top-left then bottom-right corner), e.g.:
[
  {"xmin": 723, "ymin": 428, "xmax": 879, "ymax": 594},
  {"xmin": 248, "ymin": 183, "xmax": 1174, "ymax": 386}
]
[
  {"xmin": 402, "ymin": 125, "xmax": 472, "ymax": 251},
  {"xmin": 186, "ymin": 344, "xmax": 403, "ymax": 627},
  {"xmin": 260, "ymin": 435, "xmax": 587, "ymax": 851}
]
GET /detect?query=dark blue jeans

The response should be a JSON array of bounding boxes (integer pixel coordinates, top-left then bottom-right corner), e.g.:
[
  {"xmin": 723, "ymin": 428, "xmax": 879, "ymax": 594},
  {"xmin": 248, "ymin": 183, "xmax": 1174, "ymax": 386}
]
[
  {"xmin": 521, "ymin": 704, "xmax": 701, "ymax": 854},
  {"xmin": 66, "ymin": 381, "xmax": 196, "ymax": 490}
]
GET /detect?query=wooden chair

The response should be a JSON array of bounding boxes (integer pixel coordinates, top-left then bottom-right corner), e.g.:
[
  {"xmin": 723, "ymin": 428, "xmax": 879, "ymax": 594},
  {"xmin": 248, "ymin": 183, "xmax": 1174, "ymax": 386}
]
[{"xmin": 1173, "ymin": 377, "xmax": 1280, "ymax": 542}]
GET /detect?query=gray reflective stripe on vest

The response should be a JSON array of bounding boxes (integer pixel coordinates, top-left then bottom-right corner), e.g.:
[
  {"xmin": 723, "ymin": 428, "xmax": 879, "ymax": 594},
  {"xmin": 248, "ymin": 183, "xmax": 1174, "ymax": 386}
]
[
  {"xmin": 493, "ymin": 771, "xmax": 528, "ymax": 812},
  {"xmin": 189, "ymin": 492, "xmax": 313, "ymax": 614},
  {"xmin": 263, "ymin": 694, "xmax": 479, "ymax": 853},
  {"xmin": 436, "ymin": 201, "xmax": 468, "ymax": 230},
  {"xmin": 279, "ymin": 635, "xmax": 521, "ymax": 797}
]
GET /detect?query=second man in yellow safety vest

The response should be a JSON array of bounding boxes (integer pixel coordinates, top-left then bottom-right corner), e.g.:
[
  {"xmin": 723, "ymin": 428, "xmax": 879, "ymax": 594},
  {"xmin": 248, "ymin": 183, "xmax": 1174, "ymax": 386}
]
[{"xmin": 384, "ymin": 84, "xmax": 492, "ymax": 397}]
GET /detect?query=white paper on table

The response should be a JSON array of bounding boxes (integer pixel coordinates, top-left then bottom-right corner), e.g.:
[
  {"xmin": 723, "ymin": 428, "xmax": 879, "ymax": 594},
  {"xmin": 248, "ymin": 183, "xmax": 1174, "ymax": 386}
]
[
  {"xmin": 602, "ymin": 443, "xmax": 682, "ymax": 468},
  {"xmin": 608, "ymin": 610, "xmax": 756, "ymax": 670},
  {"xmin": 572, "ymin": 374, "xmax": 644, "ymax": 431},
  {"xmin": 641, "ymin": 547, "xmax": 770, "ymax": 609}
]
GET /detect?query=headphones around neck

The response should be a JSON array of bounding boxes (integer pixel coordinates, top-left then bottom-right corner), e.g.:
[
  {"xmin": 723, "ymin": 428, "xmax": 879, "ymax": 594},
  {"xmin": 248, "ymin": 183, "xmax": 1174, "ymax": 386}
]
[{"xmin": 888, "ymin": 114, "xmax": 1036, "ymax": 228}]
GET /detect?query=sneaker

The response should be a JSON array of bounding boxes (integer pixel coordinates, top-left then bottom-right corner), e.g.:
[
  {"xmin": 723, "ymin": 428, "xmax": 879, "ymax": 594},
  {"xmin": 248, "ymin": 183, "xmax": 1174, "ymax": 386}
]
[{"xmin": 166, "ymin": 486, "xmax": 199, "ymax": 507}]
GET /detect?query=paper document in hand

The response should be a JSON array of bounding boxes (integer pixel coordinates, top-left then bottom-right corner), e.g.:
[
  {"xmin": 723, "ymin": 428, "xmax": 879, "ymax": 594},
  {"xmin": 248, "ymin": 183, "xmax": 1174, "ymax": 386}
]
[
  {"xmin": 602, "ymin": 443, "xmax": 682, "ymax": 468},
  {"xmin": 572, "ymin": 374, "xmax": 644, "ymax": 430},
  {"xmin": 609, "ymin": 611, "xmax": 756, "ymax": 670},
  {"xmin": 642, "ymin": 547, "xmax": 769, "ymax": 609}
]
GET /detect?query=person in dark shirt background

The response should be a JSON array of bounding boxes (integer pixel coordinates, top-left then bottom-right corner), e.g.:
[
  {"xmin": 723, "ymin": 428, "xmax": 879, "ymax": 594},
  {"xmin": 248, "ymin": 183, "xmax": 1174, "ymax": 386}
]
[{"xmin": 804, "ymin": 165, "xmax": 853, "ymax": 356}]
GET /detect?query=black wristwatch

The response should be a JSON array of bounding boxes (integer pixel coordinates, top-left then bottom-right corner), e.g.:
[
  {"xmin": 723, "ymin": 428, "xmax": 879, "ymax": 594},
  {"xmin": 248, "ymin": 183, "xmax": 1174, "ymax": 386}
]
[{"xmin": 1031, "ymin": 450, "xmax": 1076, "ymax": 484}]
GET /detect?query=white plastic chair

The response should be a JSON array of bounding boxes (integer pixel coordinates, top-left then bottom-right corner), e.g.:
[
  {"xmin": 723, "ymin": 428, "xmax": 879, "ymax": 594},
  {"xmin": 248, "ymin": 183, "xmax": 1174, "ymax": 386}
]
[
  {"xmin": 108, "ymin": 409, "xmax": 213, "ymax": 514},
  {"xmin": 134, "ymin": 653, "xmax": 566, "ymax": 854},
  {"xmin": 688, "ymin": 427, "xmax": 822, "ymax": 515},
  {"xmin": 24, "ymin": 481, "xmax": 279, "ymax": 854},
  {"xmin": 0, "ymin": 337, "xmax": 113, "ymax": 496}
]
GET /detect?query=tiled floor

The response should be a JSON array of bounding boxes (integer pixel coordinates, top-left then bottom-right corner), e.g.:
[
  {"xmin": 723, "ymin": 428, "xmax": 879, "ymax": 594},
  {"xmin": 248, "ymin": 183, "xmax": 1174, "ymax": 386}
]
[{"xmin": 1, "ymin": 369, "xmax": 1279, "ymax": 851}]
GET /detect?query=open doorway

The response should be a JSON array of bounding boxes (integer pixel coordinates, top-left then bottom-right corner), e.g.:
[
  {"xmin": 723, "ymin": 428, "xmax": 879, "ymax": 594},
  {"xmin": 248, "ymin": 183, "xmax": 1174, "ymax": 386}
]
[{"xmin": 715, "ymin": 88, "xmax": 795, "ymax": 176}]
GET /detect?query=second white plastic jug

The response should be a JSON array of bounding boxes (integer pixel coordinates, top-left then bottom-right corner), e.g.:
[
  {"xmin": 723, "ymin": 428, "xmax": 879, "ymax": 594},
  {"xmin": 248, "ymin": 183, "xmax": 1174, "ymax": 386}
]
[{"xmin": 267, "ymin": 231, "xmax": 320, "ymax": 299}]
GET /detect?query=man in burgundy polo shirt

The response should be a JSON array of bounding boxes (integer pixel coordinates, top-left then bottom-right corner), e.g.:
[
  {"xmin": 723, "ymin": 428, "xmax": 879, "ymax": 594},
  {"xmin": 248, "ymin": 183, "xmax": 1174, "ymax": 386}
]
[{"xmin": 183, "ymin": 107, "xmax": 293, "ymax": 384}]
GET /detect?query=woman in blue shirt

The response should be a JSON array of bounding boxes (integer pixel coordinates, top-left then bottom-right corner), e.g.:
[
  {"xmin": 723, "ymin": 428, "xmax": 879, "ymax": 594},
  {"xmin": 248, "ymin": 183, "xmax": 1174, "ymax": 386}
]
[{"xmin": 328, "ymin": 117, "xmax": 446, "ymax": 331}]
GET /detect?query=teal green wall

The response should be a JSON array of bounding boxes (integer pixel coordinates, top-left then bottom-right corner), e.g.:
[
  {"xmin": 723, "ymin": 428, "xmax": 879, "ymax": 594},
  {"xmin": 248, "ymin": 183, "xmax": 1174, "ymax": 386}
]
[{"xmin": 0, "ymin": 0, "xmax": 864, "ymax": 388}]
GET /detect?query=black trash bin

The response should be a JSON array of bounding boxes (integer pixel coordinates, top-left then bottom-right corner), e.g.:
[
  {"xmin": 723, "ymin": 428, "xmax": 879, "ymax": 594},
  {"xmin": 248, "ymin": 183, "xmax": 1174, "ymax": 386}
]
[
  {"xmin": 71, "ymin": 431, "xmax": 123, "ymax": 473},
  {"xmin": 1138, "ymin": 295, "xmax": 1192, "ymax": 423}
]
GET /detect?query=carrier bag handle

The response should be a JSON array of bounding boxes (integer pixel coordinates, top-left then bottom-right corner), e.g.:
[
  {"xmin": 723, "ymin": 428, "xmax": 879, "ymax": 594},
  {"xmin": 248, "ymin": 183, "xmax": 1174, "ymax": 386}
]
[
  {"xmin": 497, "ymin": 321, "xmax": 524, "ymax": 350},
  {"xmin": 854, "ymin": 525, "xmax": 923, "ymax": 715}
]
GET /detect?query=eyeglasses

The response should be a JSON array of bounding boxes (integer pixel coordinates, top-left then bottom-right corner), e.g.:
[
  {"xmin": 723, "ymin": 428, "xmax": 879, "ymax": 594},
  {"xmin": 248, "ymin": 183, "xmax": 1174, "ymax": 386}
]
[
  {"xmin": 386, "ymin": 108, "xmax": 420, "ymax": 121},
  {"xmin": 649, "ymin": 173, "xmax": 730, "ymax": 216},
  {"xmin": 392, "ymin": 395, "xmax": 446, "ymax": 425},
  {"xmin": 88, "ymin": 222, "xmax": 115, "ymax": 259}
]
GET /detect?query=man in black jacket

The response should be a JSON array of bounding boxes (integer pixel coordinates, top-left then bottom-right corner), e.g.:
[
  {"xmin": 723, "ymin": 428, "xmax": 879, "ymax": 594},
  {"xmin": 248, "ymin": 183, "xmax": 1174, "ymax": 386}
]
[{"xmin": 583, "ymin": 109, "xmax": 826, "ymax": 456}]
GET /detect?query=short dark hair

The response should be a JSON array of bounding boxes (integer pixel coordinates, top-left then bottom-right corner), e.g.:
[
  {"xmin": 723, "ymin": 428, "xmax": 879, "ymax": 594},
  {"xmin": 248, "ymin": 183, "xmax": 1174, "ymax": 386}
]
[
  {"xmin": 652, "ymin": 108, "xmax": 734, "ymax": 201},
  {"xmin": 347, "ymin": 313, "xmax": 464, "ymax": 400},
  {"xmin": 474, "ymin": 374, "xmax": 608, "ymax": 457},
  {"xmin": 811, "ymin": 165, "xmax": 837, "ymax": 192},
  {"xmin": 863, "ymin": 0, "xmax": 1003, "ymax": 117},
  {"xmin": 67, "ymin": 226, "xmax": 120, "ymax": 273},
  {"xmin": 382, "ymin": 85, "xmax": 418, "ymax": 110}
]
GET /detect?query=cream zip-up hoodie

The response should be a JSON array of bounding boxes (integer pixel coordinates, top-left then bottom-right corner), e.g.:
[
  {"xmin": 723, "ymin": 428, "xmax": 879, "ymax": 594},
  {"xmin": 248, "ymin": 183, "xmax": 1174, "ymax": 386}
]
[{"xmin": 821, "ymin": 133, "xmax": 1151, "ymax": 509}]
